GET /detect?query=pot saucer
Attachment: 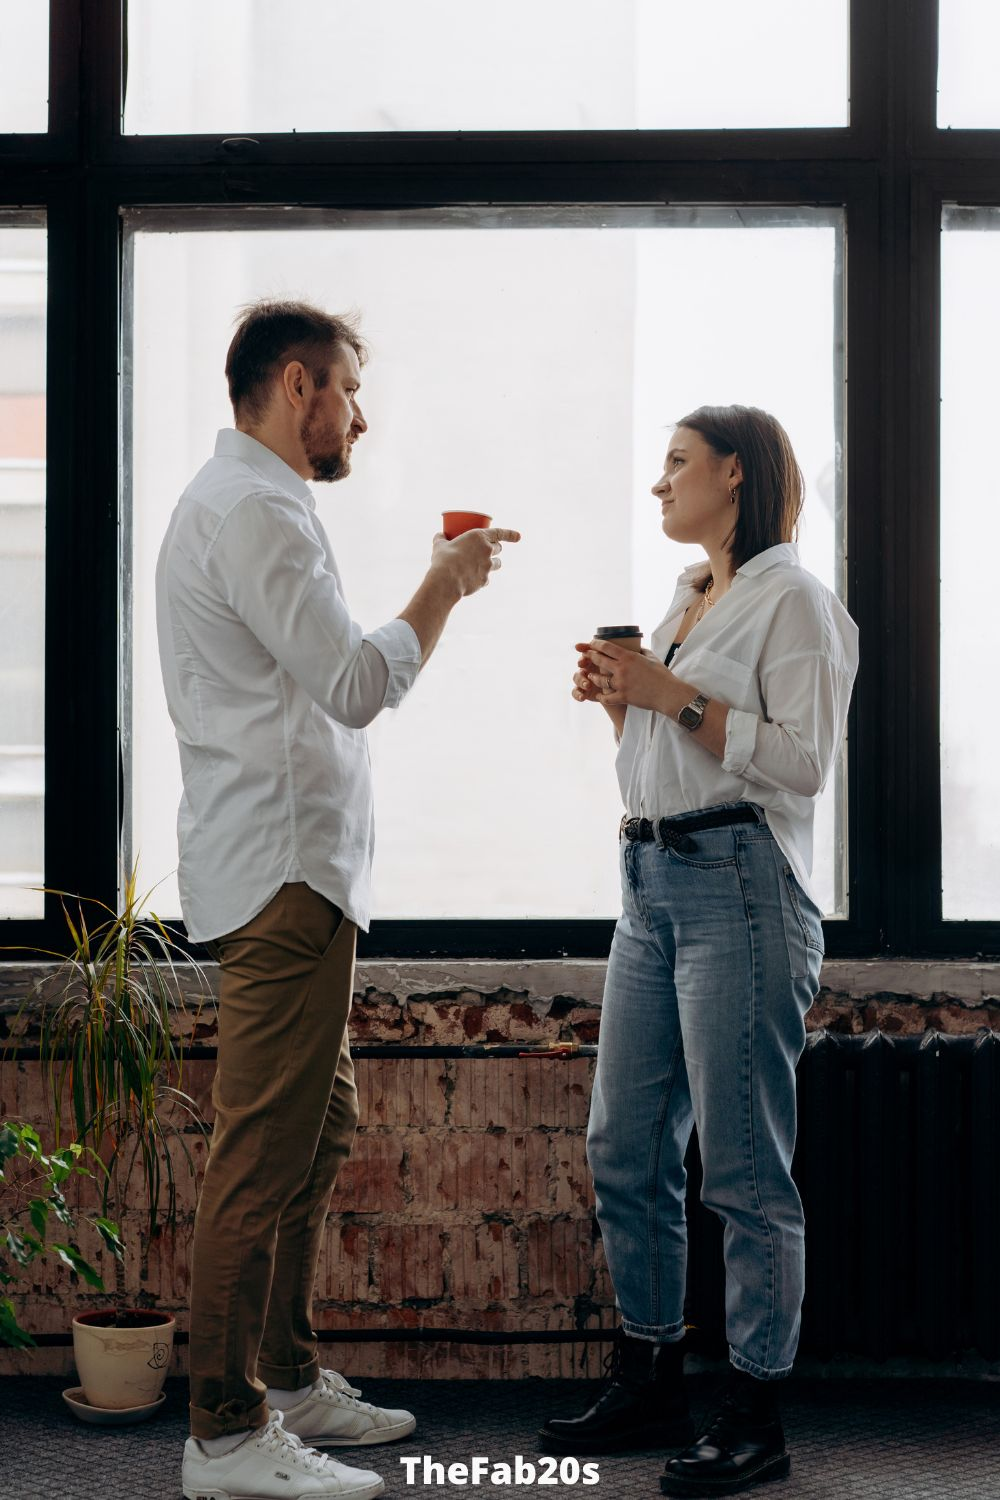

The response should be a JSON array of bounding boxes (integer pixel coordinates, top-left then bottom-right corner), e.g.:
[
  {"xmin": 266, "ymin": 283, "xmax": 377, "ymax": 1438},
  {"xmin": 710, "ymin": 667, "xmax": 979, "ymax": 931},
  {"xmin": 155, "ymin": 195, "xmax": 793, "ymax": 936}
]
[{"xmin": 62, "ymin": 1385, "xmax": 166, "ymax": 1425}]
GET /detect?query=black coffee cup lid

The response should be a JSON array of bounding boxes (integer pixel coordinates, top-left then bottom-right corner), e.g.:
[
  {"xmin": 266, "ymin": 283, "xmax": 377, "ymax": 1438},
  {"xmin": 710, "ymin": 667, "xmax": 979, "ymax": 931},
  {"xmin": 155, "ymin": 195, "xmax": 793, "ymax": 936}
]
[{"xmin": 594, "ymin": 625, "xmax": 642, "ymax": 639}]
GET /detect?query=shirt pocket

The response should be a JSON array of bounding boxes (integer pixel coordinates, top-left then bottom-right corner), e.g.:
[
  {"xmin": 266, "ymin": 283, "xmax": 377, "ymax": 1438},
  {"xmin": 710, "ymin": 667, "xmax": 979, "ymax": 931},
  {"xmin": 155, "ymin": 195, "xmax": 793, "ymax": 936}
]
[{"xmin": 675, "ymin": 645, "xmax": 755, "ymax": 709}]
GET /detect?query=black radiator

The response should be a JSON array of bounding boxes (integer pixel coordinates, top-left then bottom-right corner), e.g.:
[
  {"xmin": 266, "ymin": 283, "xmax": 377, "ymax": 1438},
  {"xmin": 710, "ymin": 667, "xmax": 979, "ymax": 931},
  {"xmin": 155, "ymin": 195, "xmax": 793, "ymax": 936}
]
[{"xmin": 682, "ymin": 1030, "xmax": 1000, "ymax": 1361}]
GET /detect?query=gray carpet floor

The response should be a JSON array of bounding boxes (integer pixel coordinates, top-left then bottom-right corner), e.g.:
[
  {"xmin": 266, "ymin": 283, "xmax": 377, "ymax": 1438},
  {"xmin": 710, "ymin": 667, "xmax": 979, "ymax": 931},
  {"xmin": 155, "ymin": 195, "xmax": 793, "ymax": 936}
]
[{"xmin": 1, "ymin": 1374, "xmax": 998, "ymax": 1499}]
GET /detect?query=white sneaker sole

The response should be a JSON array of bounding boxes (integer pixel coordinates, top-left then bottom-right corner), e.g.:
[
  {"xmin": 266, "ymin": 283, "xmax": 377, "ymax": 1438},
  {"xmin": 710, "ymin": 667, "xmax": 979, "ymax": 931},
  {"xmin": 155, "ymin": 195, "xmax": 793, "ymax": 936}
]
[
  {"xmin": 306, "ymin": 1413, "xmax": 417, "ymax": 1447},
  {"xmin": 182, "ymin": 1479, "xmax": 385, "ymax": 1500}
]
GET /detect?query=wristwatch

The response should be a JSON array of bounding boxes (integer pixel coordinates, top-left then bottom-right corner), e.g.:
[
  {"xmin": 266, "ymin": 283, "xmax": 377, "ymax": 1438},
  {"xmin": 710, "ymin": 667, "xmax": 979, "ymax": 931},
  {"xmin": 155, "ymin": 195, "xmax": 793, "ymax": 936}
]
[{"xmin": 677, "ymin": 693, "xmax": 710, "ymax": 731}]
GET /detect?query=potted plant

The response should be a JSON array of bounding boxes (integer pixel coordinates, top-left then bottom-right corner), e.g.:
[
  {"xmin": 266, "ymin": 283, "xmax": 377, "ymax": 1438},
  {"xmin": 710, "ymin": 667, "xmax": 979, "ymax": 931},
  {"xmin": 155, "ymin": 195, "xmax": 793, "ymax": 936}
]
[
  {"xmin": 0, "ymin": 1120, "xmax": 123, "ymax": 1350},
  {"xmin": 2, "ymin": 860, "xmax": 210, "ymax": 1414}
]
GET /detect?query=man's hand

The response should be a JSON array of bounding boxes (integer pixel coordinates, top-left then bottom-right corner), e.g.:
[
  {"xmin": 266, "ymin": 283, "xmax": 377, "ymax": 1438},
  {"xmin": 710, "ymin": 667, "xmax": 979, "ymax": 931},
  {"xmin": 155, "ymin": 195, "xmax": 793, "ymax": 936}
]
[
  {"xmin": 428, "ymin": 527, "xmax": 521, "ymax": 598},
  {"xmin": 398, "ymin": 525, "xmax": 521, "ymax": 667}
]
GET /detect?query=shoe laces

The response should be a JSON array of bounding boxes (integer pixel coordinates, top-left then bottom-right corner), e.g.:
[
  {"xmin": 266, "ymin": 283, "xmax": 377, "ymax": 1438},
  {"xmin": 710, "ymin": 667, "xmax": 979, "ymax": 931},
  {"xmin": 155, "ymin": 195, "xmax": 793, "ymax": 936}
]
[
  {"xmin": 321, "ymin": 1368, "xmax": 363, "ymax": 1399},
  {"xmin": 256, "ymin": 1411, "xmax": 335, "ymax": 1475},
  {"xmin": 316, "ymin": 1368, "xmax": 378, "ymax": 1417}
]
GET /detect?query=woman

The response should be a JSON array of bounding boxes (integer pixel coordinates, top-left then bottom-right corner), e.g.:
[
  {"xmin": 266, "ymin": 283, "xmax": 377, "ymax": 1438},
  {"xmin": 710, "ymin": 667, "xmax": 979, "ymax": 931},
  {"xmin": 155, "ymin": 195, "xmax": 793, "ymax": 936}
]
[{"xmin": 539, "ymin": 407, "xmax": 858, "ymax": 1497}]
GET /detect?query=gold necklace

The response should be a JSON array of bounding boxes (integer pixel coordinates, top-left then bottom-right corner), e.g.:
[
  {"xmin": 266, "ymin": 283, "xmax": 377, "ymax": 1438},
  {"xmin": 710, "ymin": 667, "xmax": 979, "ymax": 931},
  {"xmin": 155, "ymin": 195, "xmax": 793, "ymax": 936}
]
[{"xmin": 696, "ymin": 578, "xmax": 715, "ymax": 623}]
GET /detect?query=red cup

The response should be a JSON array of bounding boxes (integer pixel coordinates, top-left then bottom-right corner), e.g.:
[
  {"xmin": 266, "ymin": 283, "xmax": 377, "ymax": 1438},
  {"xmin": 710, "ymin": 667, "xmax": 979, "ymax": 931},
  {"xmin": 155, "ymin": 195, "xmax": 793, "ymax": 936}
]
[{"xmin": 442, "ymin": 510, "xmax": 492, "ymax": 539}]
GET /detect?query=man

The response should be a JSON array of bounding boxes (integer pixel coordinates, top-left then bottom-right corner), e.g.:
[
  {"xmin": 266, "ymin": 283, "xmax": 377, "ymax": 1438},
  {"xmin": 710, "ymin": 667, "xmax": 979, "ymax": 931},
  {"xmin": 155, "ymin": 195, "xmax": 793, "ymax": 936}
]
[{"xmin": 155, "ymin": 299, "xmax": 519, "ymax": 1500}]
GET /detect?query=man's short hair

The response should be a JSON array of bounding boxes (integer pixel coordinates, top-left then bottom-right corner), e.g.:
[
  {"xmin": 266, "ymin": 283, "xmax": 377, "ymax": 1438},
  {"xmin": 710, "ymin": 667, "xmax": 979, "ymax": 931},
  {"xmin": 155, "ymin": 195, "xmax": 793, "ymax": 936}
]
[{"xmin": 225, "ymin": 299, "xmax": 368, "ymax": 424}]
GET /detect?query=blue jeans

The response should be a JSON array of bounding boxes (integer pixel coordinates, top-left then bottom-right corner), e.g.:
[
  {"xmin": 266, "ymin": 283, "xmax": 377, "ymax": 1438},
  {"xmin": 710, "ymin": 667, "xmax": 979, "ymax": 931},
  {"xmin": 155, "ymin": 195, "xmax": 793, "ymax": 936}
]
[{"xmin": 587, "ymin": 801, "xmax": 824, "ymax": 1380}]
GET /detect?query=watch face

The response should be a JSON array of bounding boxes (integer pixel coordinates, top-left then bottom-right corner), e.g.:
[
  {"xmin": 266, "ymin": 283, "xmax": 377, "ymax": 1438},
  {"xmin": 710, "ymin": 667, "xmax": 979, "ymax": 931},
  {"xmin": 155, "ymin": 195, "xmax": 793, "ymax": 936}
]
[{"xmin": 679, "ymin": 695, "xmax": 706, "ymax": 729}]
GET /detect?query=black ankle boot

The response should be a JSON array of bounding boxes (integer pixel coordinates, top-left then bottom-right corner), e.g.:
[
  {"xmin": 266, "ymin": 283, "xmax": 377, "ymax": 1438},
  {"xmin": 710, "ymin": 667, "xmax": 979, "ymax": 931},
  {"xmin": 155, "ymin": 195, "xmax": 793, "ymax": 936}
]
[
  {"xmin": 538, "ymin": 1330, "xmax": 693, "ymax": 1454},
  {"xmin": 659, "ymin": 1367, "xmax": 789, "ymax": 1496}
]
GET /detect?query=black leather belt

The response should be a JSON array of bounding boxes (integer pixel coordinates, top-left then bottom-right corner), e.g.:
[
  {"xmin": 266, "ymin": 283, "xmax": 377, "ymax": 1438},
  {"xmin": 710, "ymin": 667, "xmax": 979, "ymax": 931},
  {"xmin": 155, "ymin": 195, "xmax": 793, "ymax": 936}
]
[{"xmin": 619, "ymin": 805, "xmax": 761, "ymax": 852}]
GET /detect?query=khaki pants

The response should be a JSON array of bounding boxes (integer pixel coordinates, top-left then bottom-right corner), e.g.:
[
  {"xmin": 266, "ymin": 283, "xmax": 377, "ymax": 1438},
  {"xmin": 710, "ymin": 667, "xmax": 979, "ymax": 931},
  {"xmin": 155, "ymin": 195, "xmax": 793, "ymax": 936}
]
[{"xmin": 188, "ymin": 882, "xmax": 359, "ymax": 1439}]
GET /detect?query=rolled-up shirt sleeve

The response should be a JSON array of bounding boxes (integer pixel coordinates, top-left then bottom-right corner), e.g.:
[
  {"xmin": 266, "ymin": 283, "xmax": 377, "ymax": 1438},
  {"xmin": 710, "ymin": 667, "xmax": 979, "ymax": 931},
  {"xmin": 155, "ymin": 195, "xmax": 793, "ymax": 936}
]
[
  {"xmin": 721, "ymin": 589, "xmax": 858, "ymax": 800},
  {"xmin": 363, "ymin": 619, "xmax": 422, "ymax": 710},
  {"xmin": 204, "ymin": 490, "xmax": 421, "ymax": 729}
]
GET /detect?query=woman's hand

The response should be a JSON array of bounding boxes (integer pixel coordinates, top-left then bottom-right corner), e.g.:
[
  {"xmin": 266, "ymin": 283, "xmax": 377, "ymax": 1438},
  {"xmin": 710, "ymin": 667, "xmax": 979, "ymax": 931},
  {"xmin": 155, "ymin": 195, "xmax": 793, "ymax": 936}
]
[
  {"xmin": 575, "ymin": 639, "xmax": 677, "ymax": 714},
  {"xmin": 571, "ymin": 646, "xmax": 605, "ymax": 703}
]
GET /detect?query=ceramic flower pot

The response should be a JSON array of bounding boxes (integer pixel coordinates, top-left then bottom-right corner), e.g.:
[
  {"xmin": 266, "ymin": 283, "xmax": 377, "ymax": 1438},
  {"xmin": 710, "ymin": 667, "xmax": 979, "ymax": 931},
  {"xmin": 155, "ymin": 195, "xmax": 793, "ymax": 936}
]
[{"xmin": 72, "ymin": 1309, "xmax": 175, "ymax": 1411}]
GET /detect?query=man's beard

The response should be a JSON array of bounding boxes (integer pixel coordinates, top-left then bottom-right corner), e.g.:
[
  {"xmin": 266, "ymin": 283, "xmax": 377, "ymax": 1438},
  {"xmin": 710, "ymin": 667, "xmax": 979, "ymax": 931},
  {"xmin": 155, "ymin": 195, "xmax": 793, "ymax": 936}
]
[{"xmin": 302, "ymin": 404, "xmax": 350, "ymax": 483}]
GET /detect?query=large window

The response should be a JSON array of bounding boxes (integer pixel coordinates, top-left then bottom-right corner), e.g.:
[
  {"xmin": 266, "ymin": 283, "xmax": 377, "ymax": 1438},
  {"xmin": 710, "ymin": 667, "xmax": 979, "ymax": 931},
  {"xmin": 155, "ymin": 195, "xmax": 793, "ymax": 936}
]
[
  {"xmin": 0, "ymin": 2, "xmax": 48, "ymax": 133},
  {"xmin": 0, "ymin": 221, "xmax": 46, "ymax": 920},
  {"xmin": 940, "ymin": 207, "xmax": 1000, "ymax": 920},
  {"xmin": 124, "ymin": 0, "xmax": 849, "ymax": 135},
  {"xmin": 126, "ymin": 208, "xmax": 845, "ymax": 922},
  {"xmin": 3, "ymin": 0, "xmax": 999, "ymax": 959},
  {"xmin": 938, "ymin": 0, "xmax": 1000, "ymax": 128}
]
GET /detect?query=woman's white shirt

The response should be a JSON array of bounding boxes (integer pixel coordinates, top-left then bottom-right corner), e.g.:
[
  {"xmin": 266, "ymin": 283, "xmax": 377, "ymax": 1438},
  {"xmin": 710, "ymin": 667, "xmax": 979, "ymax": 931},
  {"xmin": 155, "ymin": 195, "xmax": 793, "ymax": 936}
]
[{"xmin": 615, "ymin": 542, "xmax": 859, "ymax": 908}]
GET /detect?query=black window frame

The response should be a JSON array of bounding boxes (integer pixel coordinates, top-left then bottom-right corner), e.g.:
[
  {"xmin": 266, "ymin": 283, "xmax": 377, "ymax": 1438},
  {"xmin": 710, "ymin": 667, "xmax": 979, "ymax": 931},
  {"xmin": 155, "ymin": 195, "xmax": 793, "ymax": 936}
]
[{"xmin": 0, "ymin": 0, "xmax": 996, "ymax": 962}]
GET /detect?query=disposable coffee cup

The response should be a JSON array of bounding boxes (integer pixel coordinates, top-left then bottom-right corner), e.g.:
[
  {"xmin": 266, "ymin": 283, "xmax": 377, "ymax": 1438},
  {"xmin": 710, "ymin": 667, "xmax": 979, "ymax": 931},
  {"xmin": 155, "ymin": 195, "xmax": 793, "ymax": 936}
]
[
  {"xmin": 442, "ymin": 510, "xmax": 492, "ymax": 540},
  {"xmin": 593, "ymin": 625, "xmax": 643, "ymax": 652}
]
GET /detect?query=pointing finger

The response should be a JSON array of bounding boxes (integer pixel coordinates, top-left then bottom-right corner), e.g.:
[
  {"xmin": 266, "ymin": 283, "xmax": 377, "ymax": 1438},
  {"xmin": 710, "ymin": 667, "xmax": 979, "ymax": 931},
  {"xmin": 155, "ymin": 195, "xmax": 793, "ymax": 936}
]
[{"xmin": 484, "ymin": 528, "xmax": 521, "ymax": 544}]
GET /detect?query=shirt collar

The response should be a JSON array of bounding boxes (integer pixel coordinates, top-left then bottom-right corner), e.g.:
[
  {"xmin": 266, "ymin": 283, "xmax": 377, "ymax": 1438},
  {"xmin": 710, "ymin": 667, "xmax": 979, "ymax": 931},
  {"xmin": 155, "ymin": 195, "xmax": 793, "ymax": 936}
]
[
  {"xmin": 214, "ymin": 429, "xmax": 316, "ymax": 509},
  {"xmin": 675, "ymin": 541, "xmax": 800, "ymax": 589},
  {"xmin": 735, "ymin": 541, "xmax": 800, "ymax": 578}
]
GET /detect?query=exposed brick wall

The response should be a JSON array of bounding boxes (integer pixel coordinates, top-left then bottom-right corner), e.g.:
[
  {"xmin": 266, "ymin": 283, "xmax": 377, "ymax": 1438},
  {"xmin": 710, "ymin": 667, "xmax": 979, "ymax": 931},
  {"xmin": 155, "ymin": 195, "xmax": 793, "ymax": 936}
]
[
  {"xmin": 0, "ymin": 1025, "xmax": 612, "ymax": 1379},
  {"xmin": 3, "ymin": 957, "xmax": 999, "ymax": 1379}
]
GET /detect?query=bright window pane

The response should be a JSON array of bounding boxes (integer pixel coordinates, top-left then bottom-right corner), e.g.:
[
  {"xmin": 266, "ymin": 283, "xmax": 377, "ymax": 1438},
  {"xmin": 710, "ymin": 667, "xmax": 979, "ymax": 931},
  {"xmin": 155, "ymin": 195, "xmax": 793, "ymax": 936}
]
[
  {"xmin": 125, "ymin": 0, "xmax": 848, "ymax": 134},
  {"xmin": 938, "ymin": 1, "xmax": 1000, "ymax": 128},
  {"xmin": 0, "ymin": 1, "xmax": 49, "ymax": 132},
  {"xmin": 127, "ymin": 207, "xmax": 846, "ymax": 924},
  {"xmin": 941, "ymin": 208, "xmax": 1000, "ymax": 918},
  {"xmin": 0, "ymin": 221, "xmax": 46, "ymax": 921}
]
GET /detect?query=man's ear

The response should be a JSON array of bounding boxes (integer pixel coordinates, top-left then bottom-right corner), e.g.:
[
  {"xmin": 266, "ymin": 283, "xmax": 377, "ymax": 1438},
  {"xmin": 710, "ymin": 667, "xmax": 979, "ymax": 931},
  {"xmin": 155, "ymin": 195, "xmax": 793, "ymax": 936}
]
[{"xmin": 281, "ymin": 359, "xmax": 308, "ymax": 409}]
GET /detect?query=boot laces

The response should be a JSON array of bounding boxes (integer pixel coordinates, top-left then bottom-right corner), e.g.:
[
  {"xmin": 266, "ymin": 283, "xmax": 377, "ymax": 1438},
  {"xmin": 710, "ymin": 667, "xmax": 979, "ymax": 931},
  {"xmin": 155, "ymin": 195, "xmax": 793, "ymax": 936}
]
[
  {"xmin": 700, "ymin": 1378, "xmax": 769, "ymax": 1446},
  {"xmin": 605, "ymin": 1334, "xmax": 628, "ymax": 1383}
]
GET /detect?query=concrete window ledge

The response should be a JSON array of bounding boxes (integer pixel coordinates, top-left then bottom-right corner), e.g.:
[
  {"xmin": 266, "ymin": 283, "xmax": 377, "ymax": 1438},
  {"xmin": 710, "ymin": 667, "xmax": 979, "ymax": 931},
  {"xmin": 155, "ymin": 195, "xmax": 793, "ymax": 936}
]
[{"xmin": 4, "ymin": 958, "xmax": 1000, "ymax": 1045}]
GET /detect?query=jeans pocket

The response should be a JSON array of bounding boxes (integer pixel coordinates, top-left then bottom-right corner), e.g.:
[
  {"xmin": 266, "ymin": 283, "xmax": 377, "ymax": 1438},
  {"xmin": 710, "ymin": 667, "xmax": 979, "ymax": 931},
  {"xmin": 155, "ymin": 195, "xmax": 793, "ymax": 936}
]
[
  {"xmin": 664, "ymin": 842, "xmax": 738, "ymax": 870},
  {"xmin": 661, "ymin": 825, "xmax": 738, "ymax": 869},
  {"xmin": 779, "ymin": 863, "xmax": 824, "ymax": 981}
]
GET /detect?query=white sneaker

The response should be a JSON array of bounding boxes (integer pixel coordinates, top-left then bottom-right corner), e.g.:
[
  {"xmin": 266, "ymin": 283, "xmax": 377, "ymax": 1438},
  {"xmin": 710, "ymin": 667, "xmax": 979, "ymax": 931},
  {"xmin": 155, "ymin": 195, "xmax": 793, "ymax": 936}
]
[
  {"xmin": 279, "ymin": 1368, "xmax": 417, "ymax": 1448},
  {"xmin": 182, "ymin": 1409, "xmax": 385, "ymax": 1499}
]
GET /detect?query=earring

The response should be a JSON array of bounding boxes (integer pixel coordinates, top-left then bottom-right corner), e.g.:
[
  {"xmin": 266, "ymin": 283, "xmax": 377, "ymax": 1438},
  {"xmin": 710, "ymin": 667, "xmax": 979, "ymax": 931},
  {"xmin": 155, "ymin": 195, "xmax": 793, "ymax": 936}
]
[{"xmin": 730, "ymin": 488, "xmax": 737, "ymax": 504}]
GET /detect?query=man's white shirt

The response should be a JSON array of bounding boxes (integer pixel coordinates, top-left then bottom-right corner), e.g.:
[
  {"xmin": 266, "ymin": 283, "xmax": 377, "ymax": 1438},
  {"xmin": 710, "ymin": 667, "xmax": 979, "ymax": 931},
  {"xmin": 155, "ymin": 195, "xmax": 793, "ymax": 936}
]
[
  {"xmin": 154, "ymin": 428, "xmax": 421, "ymax": 943},
  {"xmin": 616, "ymin": 542, "xmax": 859, "ymax": 908}
]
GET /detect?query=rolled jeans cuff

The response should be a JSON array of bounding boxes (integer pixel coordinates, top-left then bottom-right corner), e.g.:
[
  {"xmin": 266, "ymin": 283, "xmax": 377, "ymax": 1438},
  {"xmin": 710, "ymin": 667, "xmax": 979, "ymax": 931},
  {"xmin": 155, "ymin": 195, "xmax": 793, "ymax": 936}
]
[
  {"xmin": 619, "ymin": 1315, "xmax": 687, "ymax": 1343},
  {"xmin": 730, "ymin": 1346, "xmax": 793, "ymax": 1381}
]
